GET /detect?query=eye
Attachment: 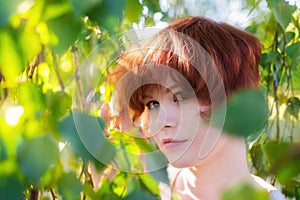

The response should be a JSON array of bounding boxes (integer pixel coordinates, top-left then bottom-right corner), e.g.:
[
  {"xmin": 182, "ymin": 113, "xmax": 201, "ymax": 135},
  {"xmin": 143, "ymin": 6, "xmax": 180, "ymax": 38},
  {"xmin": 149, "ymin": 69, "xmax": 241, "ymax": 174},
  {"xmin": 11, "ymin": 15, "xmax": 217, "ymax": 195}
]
[{"xmin": 146, "ymin": 100, "xmax": 160, "ymax": 110}]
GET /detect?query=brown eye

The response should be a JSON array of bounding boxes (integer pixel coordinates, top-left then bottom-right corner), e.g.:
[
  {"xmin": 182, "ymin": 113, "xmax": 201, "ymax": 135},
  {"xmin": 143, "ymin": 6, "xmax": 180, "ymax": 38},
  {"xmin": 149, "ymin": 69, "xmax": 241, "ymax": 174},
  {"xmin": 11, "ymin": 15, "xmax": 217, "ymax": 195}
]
[{"xmin": 146, "ymin": 100, "xmax": 160, "ymax": 110}]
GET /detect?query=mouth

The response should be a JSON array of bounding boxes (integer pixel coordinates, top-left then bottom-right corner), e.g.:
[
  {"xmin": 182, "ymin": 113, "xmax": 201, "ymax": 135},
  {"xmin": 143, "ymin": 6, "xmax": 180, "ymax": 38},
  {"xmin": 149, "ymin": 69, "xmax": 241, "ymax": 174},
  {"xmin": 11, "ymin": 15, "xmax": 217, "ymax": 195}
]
[{"xmin": 161, "ymin": 138, "xmax": 187, "ymax": 149}]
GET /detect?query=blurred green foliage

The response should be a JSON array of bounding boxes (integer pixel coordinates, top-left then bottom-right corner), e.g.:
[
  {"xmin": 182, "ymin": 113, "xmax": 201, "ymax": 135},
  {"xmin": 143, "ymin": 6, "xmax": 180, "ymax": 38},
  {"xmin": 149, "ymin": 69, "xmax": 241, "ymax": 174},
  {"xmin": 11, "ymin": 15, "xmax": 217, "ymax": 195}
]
[{"xmin": 0, "ymin": 0, "xmax": 299, "ymax": 199}]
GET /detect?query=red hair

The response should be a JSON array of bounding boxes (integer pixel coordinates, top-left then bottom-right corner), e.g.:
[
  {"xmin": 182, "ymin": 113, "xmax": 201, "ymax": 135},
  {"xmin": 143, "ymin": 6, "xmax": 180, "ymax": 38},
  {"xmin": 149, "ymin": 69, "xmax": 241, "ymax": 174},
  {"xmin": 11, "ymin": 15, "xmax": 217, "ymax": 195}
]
[{"xmin": 109, "ymin": 16, "xmax": 261, "ymax": 118}]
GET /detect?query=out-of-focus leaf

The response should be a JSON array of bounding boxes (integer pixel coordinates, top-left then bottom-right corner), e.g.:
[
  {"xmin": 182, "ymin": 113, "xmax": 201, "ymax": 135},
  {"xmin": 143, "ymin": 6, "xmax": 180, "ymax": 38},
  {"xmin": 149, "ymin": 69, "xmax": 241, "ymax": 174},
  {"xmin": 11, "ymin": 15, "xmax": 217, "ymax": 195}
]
[
  {"xmin": 18, "ymin": 82, "xmax": 45, "ymax": 113},
  {"xmin": 262, "ymin": 141, "xmax": 300, "ymax": 182},
  {"xmin": 69, "ymin": 0, "xmax": 103, "ymax": 17},
  {"xmin": 211, "ymin": 90, "xmax": 269, "ymax": 138},
  {"xmin": 125, "ymin": 0, "xmax": 143, "ymax": 23},
  {"xmin": 45, "ymin": 90, "xmax": 72, "ymax": 119},
  {"xmin": 0, "ymin": 177, "xmax": 25, "ymax": 200},
  {"xmin": 0, "ymin": 138, "xmax": 8, "ymax": 161},
  {"xmin": 57, "ymin": 172, "xmax": 82, "ymax": 200},
  {"xmin": 87, "ymin": 0, "xmax": 126, "ymax": 34},
  {"xmin": 0, "ymin": 30, "xmax": 23, "ymax": 83},
  {"xmin": 149, "ymin": 166, "xmax": 169, "ymax": 185},
  {"xmin": 123, "ymin": 188, "xmax": 158, "ymax": 200},
  {"xmin": 17, "ymin": 134, "xmax": 59, "ymax": 184},
  {"xmin": 221, "ymin": 183, "xmax": 269, "ymax": 200},
  {"xmin": 47, "ymin": 13, "xmax": 83, "ymax": 55},
  {"xmin": 267, "ymin": 0, "xmax": 282, "ymax": 8},
  {"xmin": 286, "ymin": 42, "xmax": 300, "ymax": 62},
  {"xmin": 139, "ymin": 174, "xmax": 160, "ymax": 195},
  {"xmin": 0, "ymin": 0, "xmax": 22, "ymax": 28},
  {"xmin": 58, "ymin": 112, "xmax": 115, "ymax": 168},
  {"xmin": 295, "ymin": 186, "xmax": 300, "ymax": 200},
  {"xmin": 286, "ymin": 97, "xmax": 300, "ymax": 119}
]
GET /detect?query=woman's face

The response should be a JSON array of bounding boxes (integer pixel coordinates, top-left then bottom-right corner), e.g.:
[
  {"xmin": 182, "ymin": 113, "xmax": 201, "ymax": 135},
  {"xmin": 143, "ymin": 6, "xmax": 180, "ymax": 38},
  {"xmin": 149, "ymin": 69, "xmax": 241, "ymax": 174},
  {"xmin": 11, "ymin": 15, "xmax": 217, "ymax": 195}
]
[{"xmin": 137, "ymin": 80, "xmax": 223, "ymax": 168}]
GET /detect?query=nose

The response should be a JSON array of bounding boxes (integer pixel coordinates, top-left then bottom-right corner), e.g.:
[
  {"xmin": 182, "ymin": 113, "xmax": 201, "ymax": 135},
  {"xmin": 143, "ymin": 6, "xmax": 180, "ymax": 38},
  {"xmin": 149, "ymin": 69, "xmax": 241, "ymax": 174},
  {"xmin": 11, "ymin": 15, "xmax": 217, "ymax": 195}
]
[{"xmin": 156, "ymin": 100, "xmax": 178, "ymax": 132}]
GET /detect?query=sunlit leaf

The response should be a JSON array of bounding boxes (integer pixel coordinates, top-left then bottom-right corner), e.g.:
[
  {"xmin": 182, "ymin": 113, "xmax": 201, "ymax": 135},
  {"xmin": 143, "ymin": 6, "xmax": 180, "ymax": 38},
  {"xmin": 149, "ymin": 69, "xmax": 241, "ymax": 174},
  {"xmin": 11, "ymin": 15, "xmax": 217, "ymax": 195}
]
[
  {"xmin": 57, "ymin": 172, "xmax": 82, "ymax": 200},
  {"xmin": 17, "ymin": 134, "xmax": 59, "ymax": 184},
  {"xmin": 0, "ymin": 29, "xmax": 23, "ymax": 83},
  {"xmin": 18, "ymin": 82, "xmax": 45, "ymax": 113},
  {"xmin": 211, "ymin": 90, "xmax": 269, "ymax": 138},
  {"xmin": 0, "ymin": 177, "xmax": 25, "ymax": 200},
  {"xmin": 221, "ymin": 183, "xmax": 269, "ymax": 200},
  {"xmin": 125, "ymin": 0, "xmax": 143, "ymax": 23},
  {"xmin": 266, "ymin": 0, "xmax": 282, "ymax": 8},
  {"xmin": 139, "ymin": 174, "xmax": 160, "ymax": 195}
]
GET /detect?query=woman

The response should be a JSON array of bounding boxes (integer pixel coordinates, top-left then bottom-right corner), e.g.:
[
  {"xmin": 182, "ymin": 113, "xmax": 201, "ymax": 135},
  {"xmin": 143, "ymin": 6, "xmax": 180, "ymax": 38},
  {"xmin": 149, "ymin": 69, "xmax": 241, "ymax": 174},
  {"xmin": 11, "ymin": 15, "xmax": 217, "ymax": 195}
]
[{"xmin": 105, "ymin": 16, "xmax": 286, "ymax": 200}]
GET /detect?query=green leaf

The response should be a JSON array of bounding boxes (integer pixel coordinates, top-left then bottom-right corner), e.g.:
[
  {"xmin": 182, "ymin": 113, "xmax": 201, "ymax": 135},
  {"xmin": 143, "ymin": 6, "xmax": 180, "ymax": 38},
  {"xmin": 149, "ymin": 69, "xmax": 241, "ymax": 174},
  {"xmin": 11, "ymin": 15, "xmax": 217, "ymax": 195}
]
[
  {"xmin": 286, "ymin": 97, "xmax": 300, "ymax": 119},
  {"xmin": 139, "ymin": 174, "xmax": 160, "ymax": 195},
  {"xmin": 273, "ymin": 2, "xmax": 297, "ymax": 29},
  {"xmin": 295, "ymin": 186, "xmax": 300, "ymax": 200},
  {"xmin": 0, "ymin": 30, "xmax": 24, "ymax": 83},
  {"xmin": 0, "ymin": 177, "xmax": 25, "ymax": 200},
  {"xmin": 125, "ymin": 0, "xmax": 143, "ymax": 23},
  {"xmin": 0, "ymin": 138, "xmax": 8, "ymax": 161},
  {"xmin": 87, "ymin": 0, "xmax": 126, "ymax": 34},
  {"xmin": 123, "ymin": 189, "xmax": 158, "ymax": 200},
  {"xmin": 18, "ymin": 82, "xmax": 45, "ymax": 113},
  {"xmin": 57, "ymin": 172, "xmax": 83, "ymax": 200},
  {"xmin": 47, "ymin": 13, "xmax": 83, "ymax": 55},
  {"xmin": 266, "ymin": 0, "xmax": 282, "ymax": 8},
  {"xmin": 221, "ymin": 183, "xmax": 269, "ymax": 200},
  {"xmin": 17, "ymin": 134, "xmax": 59, "ymax": 184},
  {"xmin": 58, "ymin": 112, "xmax": 115, "ymax": 167},
  {"xmin": 69, "ymin": 0, "xmax": 103, "ymax": 17},
  {"xmin": 150, "ymin": 167, "xmax": 169, "ymax": 185},
  {"xmin": 286, "ymin": 42, "xmax": 300, "ymax": 62},
  {"xmin": 211, "ymin": 90, "xmax": 269, "ymax": 138},
  {"xmin": 0, "ymin": 0, "xmax": 23, "ymax": 28}
]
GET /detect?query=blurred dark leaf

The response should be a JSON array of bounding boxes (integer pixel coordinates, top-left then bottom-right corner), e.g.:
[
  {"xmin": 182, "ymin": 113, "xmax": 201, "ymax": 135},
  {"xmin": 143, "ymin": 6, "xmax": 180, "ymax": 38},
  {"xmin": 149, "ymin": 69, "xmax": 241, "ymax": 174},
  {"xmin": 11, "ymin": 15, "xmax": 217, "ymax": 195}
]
[
  {"xmin": 123, "ymin": 189, "xmax": 158, "ymax": 200},
  {"xmin": 0, "ymin": 177, "xmax": 25, "ymax": 200},
  {"xmin": 149, "ymin": 166, "xmax": 169, "ymax": 185},
  {"xmin": 0, "ymin": 138, "xmax": 7, "ymax": 161},
  {"xmin": 286, "ymin": 97, "xmax": 300, "ymax": 119},
  {"xmin": 47, "ymin": 13, "xmax": 83, "ymax": 55},
  {"xmin": 17, "ymin": 134, "xmax": 59, "ymax": 184},
  {"xmin": 87, "ymin": 0, "xmax": 126, "ymax": 34},
  {"xmin": 263, "ymin": 141, "xmax": 300, "ymax": 182},
  {"xmin": 69, "ymin": 0, "xmax": 103, "ymax": 17},
  {"xmin": 286, "ymin": 42, "xmax": 300, "ymax": 62},
  {"xmin": 211, "ymin": 90, "xmax": 269, "ymax": 138},
  {"xmin": 57, "ymin": 172, "xmax": 82, "ymax": 200},
  {"xmin": 58, "ymin": 112, "xmax": 115, "ymax": 168}
]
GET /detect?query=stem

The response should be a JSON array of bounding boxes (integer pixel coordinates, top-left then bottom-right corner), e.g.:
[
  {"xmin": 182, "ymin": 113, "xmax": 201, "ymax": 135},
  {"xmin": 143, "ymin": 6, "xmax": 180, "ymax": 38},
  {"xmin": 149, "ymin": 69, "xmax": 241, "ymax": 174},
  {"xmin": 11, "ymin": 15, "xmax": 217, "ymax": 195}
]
[
  {"xmin": 72, "ymin": 46, "xmax": 85, "ymax": 111},
  {"xmin": 50, "ymin": 188, "xmax": 57, "ymax": 200},
  {"xmin": 29, "ymin": 188, "xmax": 39, "ymax": 200},
  {"xmin": 51, "ymin": 51, "xmax": 65, "ymax": 92}
]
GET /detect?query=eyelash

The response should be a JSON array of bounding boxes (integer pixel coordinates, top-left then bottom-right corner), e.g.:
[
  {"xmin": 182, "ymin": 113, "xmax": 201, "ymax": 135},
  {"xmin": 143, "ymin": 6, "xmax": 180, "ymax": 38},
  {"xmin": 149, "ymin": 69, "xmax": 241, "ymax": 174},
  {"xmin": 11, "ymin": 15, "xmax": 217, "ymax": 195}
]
[{"xmin": 146, "ymin": 100, "xmax": 160, "ymax": 110}]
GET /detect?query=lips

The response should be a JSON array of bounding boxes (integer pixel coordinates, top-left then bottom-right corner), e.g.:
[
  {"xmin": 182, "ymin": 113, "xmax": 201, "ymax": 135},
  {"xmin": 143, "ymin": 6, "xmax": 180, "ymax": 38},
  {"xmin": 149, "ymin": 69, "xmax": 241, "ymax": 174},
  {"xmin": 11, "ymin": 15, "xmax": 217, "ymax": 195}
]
[{"xmin": 161, "ymin": 138, "xmax": 187, "ymax": 149}]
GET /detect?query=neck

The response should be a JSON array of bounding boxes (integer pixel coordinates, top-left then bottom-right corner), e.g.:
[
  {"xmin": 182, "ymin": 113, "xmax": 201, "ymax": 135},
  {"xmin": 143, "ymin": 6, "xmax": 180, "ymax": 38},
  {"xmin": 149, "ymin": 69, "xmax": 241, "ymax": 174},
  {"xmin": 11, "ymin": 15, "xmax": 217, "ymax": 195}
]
[{"xmin": 174, "ymin": 135, "xmax": 257, "ymax": 200}]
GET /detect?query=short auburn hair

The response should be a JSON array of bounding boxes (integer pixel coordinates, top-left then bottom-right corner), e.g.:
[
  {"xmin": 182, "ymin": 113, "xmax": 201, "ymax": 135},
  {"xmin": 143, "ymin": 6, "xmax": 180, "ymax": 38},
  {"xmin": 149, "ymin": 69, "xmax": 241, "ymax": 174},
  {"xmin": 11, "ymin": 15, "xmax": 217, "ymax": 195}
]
[{"xmin": 109, "ymin": 16, "xmax": 261, "ymax": 118}]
